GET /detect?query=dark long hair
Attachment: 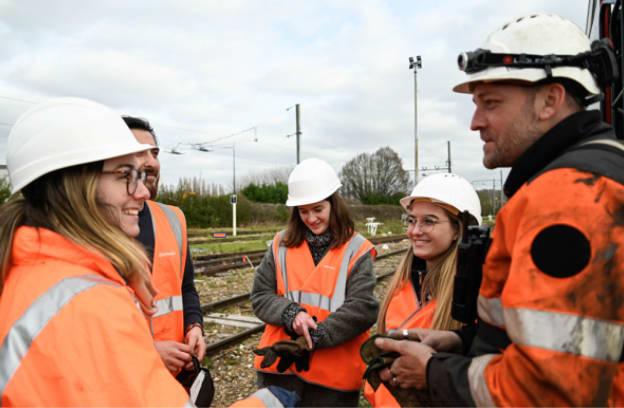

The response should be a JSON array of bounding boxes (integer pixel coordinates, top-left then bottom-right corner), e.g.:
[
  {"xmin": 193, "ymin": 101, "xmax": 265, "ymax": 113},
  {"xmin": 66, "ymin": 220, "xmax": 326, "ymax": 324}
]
[{"xmin": 281, "ymin": 192, "xmax": 354, "ymax": 249}]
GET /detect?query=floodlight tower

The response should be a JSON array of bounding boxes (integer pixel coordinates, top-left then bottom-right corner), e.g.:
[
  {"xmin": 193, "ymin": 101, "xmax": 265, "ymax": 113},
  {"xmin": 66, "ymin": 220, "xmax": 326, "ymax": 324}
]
[{"xmin": 409, "ymin": 55, "xmax": 422, "ymax": 184}]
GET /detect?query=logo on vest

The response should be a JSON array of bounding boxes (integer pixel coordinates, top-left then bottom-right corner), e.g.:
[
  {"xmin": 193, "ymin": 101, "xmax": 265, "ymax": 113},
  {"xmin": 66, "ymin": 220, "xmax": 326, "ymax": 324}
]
[
  {"xmin": 322, "ymin": 265, "xmax": 336, "ymax": 270},
  {"xmin": 159, "ymin": 251, "xmax": 177, "ymax": 257}
]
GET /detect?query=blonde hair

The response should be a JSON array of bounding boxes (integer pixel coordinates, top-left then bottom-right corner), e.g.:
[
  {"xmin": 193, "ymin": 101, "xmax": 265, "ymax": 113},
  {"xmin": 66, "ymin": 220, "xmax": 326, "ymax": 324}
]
[
  {"xmin": 0, "ymin": 162, "xmax": 150, "ymax": 294},
  {"xmin": 377, "ymin": 209, "xmax": 464, "ymax": 333}
]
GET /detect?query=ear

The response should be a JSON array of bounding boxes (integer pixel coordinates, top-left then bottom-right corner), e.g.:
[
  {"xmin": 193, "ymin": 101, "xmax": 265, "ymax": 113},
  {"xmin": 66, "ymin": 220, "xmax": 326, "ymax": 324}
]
[
  {"xmin": 536, "ymin": 83, "xmax": 566, "ymax": 121},
  {"xmin": 452, "ymin": 224, "xmax": 460, "ymax": 241}
]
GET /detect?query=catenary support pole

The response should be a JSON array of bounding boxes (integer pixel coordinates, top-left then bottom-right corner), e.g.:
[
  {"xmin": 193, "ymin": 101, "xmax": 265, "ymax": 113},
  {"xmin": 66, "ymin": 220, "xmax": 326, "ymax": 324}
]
[{"xmin": 296, "ymin": 104, "xmax": 301, "ymax": 164}]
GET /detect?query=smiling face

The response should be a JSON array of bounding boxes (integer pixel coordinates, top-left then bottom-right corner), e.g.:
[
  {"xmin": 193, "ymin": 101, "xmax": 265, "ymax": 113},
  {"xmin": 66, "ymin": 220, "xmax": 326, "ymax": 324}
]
[
  {"xmin": 406, "ymin": 201, "xmax": 459, "ymax": 266},
  {"xmin": 470, "ymin": 82, "xmax": 542, "ymax": 169},
  {"xmin": 298, "ymin": 200, "xmax": 331, "ymax": 235},
  {"xmin": 96, "ymin": 153, "xmax": 150, "ymax": 237},
  {"xmin": 131, "ymin": 128, "xmax": 160, "ymax": 199}
]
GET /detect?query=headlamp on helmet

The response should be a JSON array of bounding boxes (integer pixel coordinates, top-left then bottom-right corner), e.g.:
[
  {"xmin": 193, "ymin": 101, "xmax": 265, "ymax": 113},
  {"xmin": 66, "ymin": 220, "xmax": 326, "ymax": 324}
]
[{"xmin": 458, "ymin": 38, "xmax": 619, "ymax": 88}]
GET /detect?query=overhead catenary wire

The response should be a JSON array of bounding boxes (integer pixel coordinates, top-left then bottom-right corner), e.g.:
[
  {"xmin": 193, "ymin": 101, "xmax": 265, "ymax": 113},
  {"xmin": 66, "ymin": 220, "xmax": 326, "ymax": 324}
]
[{"xmin": 0, "ymin": 95, "xmax": 37, "ymax": 104}]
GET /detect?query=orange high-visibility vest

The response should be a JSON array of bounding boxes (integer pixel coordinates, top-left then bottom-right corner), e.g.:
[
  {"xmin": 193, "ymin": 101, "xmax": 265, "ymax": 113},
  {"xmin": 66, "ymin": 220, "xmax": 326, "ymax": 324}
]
[
  {"xmin": 145, "ymin": 201, "xmax": 187, "ymax": 343},
  {"xmin": 254, "ymin": 231, "xmax": 375, "ymax": 392},
  {"xmin": 0, "ymin": 226, "xmax": 189, "ymax": 407},
  {"xmin": 364, "ymin": 279, "xmax": 436, "ymax": 407},
  {"xmin": 385, "ymin": 279, "xmax": 435, "ymax": 331}
]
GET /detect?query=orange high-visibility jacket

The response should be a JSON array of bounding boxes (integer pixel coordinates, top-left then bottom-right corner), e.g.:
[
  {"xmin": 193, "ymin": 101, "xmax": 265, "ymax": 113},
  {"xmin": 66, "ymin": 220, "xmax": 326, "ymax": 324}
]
[
  {"xmin": 145, "ymin": 200, "xmax": 187, "ymax": 343},
  {"xmin": 425, "ymin": 112, "xmax": 624, "ymax": 406},
  {"xmin": 466, "ymin": 168, "xmax": 624, "ymax": 406},
  {"xmin": 254, "ymin": 231, "xmax": 375, "ymax": 391},
  {"xmin": 364, "ymin": 278, "xmax": 436, "ymax": 407},
  {"xmin": 0, "ymin": 226, "xmax": 189, "ymax": 407}
]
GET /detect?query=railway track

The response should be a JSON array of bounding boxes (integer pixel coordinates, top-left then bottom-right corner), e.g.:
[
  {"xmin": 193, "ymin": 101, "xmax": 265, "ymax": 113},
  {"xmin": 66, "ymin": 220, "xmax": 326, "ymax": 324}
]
[
  {"xmin": 201, "ymin": 245, "xmax": 408, "ymax": 356},
  {"xmin": 193, "ymin": 234, "xmax": 408, "ymax": 276}
]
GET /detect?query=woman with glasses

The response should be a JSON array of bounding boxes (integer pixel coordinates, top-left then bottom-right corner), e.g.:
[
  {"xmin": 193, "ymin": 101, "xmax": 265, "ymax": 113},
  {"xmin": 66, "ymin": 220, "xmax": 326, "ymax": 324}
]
[
  {"xmin": 364, "ymin": 173, "xmax": 481, "ymax": 408},
  {"xmin": 251, "ymin": 158, "xmax": 378, "ymax": 407},
  {"xmin": 0, "ymin": 97, "xmax": 189, "ymax": 406}
]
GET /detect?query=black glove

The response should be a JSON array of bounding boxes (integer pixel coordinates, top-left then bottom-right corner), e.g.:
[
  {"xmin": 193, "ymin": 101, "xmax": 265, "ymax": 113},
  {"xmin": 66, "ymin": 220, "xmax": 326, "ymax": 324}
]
[
  {"xmin": 175, "ymin": 356, "xmax": 214, "ymax": 407},
  {"xmin": 360, "ymin": 334, "xmax": 435, "ymax": 407},
  {"xmin": 254, "ymin": 336, "xmax": 312, "ymax": 373}
]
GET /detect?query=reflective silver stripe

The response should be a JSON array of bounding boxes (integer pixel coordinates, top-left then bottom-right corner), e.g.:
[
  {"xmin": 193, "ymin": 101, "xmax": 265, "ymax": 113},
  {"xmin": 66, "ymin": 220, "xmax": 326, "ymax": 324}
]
[
  {"xmin": 333, "ymin": 233, "xmax": 367, "ymax": 307},
  {"xmin": 277, "ymin": 233, "xmax": 370, "ymax": 312},
  {"xmin": 478, "ymin": 295, "xmax": 504, "ymax": 327},
  {"xmin": 249, "ymin": 387, "xmax": 285, "ymax": 407},
  {"xmin": 289, "ymin": 291, "xmax": 334, "ymax": 312},
  {"xmin": 0, "ymin": 274, "xmax": 120, "ymax": 398},
  {"xmin": 155, "ymin": 202, "xmax": 183, "ymax": 257},
  {"xmin": 153, "ymin": 295, "xmax": 184, "ymax": 318},
  {"xmin": 505, "ymin": 307, "xmax": 624, "ymax": 362},
  {"xmin": 275, "ymin": 231, "xmax": 292, "ymax": 302},
  {"xmin": 183, "ymin": 399, "xmax": 194, "ymax": 408},
  {"xmin": 467, "ymin": 353, "xmax": 496, "ymax": 407}
]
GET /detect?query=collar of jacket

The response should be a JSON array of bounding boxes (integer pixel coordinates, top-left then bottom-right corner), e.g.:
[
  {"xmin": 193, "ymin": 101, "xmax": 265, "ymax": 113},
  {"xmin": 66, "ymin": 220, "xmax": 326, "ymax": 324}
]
[
  {"xmin": 12, "ymin": 225, "xmax": 126, "ymax": 285},
  {"xmin": 503, "ymin": 110, "xmax": 611, "ymax": 197}
]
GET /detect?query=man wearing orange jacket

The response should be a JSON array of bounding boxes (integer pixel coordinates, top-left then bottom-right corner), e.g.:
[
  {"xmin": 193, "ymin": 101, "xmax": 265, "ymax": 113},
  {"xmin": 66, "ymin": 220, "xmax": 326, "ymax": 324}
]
[
  {"xmin": 375, "ymin": 13, "xmax": 624, "ymax": 406},
  {"xmin": 123, "ymin": 116, "xmax": 206, "ymax": 373}
]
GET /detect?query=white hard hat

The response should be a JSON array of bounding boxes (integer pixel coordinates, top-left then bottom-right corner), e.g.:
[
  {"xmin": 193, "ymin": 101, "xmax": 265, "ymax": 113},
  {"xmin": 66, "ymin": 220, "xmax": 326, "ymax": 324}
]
[
  {"xmin": 453, "ymin": 13, "xmax": 600, "ymax": 95},
  {"xmin": 400, "ymin": 173, "xmax": 482, "ymax": 226},
  {"xmin": 7, "ymin": 97, "xmax": 153, "ymax": 194},
  {"xmin": 286, "ymin": 158, "xmax": 342, "ymax": 207}
]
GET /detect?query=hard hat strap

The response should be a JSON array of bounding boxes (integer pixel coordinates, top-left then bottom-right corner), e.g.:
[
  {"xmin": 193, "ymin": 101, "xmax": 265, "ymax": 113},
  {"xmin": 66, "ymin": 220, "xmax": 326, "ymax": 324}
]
[{"xmin": 458, "ymin": 39, "xmax": 619, "ymax": 87}]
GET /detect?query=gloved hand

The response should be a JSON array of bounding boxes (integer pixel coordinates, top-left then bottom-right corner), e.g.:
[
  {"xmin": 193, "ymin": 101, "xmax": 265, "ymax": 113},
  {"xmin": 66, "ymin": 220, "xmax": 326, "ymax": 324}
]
[
  {"xmin": 360, "ymin": 334, "xmax": 434, "ymax": 407},
  {"xmin": 254, "ymin": 336, "xmax": 312, "ymax": 373},
  {"xmin": 360, "ymin": 334, "xmax": 400, "ymax": 390}
]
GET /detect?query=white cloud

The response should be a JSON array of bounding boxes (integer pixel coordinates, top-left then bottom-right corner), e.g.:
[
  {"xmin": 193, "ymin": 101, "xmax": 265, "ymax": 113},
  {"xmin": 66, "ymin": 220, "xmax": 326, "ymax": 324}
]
[{"xmin": 0, "ymin": 0, "xmax": 591, "ymax": 194}]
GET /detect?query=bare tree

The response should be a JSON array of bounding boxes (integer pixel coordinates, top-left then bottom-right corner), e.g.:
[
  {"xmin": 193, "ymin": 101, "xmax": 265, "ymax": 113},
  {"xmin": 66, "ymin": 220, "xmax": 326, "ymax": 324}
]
[
  {"xmin": 340, "ymin": 147, "xmax": 409, "ymax": 203},
  {"xmin": 239, "ymin": 166, "xmax": 294, "ymax": 188}
]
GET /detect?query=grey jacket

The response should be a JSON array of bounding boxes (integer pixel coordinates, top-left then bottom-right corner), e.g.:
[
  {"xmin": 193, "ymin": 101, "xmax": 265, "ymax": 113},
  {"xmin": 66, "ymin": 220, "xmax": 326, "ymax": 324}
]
[{"xmin": 251, "ymin": 237, "xmax": 378, "ymax": 349}]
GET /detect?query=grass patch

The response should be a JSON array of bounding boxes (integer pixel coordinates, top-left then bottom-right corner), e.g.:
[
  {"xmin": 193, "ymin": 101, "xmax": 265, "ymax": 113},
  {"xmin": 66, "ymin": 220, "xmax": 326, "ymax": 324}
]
[
  {"xmin": 191, "ymin": 240, "xmax": 270, "ymax": 254},
  {"xmin": 356, "ymin": 219, "xmax": 406, "ymax": 238}
]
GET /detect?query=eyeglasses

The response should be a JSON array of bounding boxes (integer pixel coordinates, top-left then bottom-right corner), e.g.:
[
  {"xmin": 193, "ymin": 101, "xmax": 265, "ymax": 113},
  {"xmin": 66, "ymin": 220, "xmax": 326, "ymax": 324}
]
[
  {"xmin": 405, "ymin": 216, "xmax": 451, "ymax": 233},
  {"xmin": 101, "ymin": 168, "xmax": 148, "ymax": 195}
]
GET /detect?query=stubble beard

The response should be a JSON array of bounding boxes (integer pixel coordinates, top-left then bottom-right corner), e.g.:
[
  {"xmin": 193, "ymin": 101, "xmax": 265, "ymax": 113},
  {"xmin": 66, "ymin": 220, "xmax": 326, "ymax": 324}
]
[
  {"xmin": 482, "ymin": 96, "xmax": 541, "ymax": 169},
  {"xmin": 147, "ymin": 176, "xmax": 159, "ymax": 200}
]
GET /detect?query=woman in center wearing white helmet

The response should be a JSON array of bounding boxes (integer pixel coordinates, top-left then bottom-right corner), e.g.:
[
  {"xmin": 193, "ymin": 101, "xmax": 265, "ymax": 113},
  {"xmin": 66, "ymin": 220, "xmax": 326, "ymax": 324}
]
[
  {"xmin": 251, "ymin": 158, "xmax": 378, "ymax": 407},
  {"xmin": 363, "ymin": 173, "xmax": 481, "ymax": 408},
  {"xmin": 0, "ymin": 97, "xmax": 189, "ymax": 406}
]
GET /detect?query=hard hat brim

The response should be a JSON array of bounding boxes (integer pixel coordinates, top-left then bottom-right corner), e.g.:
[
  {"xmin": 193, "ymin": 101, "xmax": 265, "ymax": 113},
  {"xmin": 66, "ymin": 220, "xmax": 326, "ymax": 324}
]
[
  {"xmin": 10, "ymin": 142, "xmax": 154, "ymax": 194},
  {"xmin": 453, "ymin": 66, "xmax": 600, "ymax": 95},
  {"xmin": 285, "ymin": 180, "xmax": 342, "ymax": 207}
]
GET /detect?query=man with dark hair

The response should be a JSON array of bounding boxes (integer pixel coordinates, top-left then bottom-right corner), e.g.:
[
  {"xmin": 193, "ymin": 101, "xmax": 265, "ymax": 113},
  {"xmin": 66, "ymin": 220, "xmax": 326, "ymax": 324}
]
[
  {"xmin": 374, "ymin": 13, "xmax": 624, "ymax": 406},
  {"xmin": 122, "ymin": 115, "xmax": 206, "ymax": 374}
]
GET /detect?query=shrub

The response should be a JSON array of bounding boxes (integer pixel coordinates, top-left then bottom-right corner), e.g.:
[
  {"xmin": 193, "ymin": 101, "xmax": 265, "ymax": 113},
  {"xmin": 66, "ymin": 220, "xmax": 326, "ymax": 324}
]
[{"xmin": 242, "ymin": 182, "xmax": 288, "ymax": 204}]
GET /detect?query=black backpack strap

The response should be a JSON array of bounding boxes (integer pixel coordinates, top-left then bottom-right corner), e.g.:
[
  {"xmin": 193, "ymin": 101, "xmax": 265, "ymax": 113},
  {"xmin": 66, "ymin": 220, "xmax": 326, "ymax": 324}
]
[{"xmin": 535, "ymin": 133, "xmax": 624, "ymax": 185}]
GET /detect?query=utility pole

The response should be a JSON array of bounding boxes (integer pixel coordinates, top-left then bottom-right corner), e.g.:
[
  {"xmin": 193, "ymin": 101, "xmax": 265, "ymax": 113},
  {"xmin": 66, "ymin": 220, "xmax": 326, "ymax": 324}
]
[
  {"xmin": 492, "ymin": 179, "xmax": 496, "ymax": 215},
  {"xmin": 296, "ymin": 104, "xmax": 301, "ymax": 164},
  {"xmin": 419, "ymin": 140, "xmax": 451, "ymax": 175},
  {"xmin": 232, "ymin": 143, "xmax": 236, "ymax": 237},
  {"xmin": 446, "ymin": 141, "xmax": 452, "ymax": 173},
  {"xmin": 287, "ymin": 104, "xmax": 302, "ymax": 164},
  {"xmin": 409, "ymin": 56, "xmax": 422, "ymax": 183}
]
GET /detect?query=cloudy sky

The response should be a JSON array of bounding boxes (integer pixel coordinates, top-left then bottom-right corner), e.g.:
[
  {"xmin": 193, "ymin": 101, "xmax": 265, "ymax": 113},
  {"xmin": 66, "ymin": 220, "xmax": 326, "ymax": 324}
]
[{"xmin": 0, "ymin": 0, "xmax": 592, "ymax": 193}]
